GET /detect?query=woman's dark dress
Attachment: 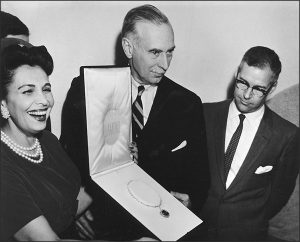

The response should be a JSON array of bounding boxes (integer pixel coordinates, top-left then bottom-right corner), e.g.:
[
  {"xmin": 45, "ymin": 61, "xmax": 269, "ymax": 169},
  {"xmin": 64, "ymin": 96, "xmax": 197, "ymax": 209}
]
[{"xmin": 1, "ymin": 130, "xmax": 81, "ymax": 241}]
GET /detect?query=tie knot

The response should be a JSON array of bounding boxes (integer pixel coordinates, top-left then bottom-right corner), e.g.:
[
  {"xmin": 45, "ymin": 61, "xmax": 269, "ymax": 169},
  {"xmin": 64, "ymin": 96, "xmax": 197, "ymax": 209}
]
[
  {"xmin": 138, "ymin": 85, "xmax": 145, "ymax": 96},
  {"xmin": 239, "ymin": 114, "xmax": 246, "ymax": 122}
]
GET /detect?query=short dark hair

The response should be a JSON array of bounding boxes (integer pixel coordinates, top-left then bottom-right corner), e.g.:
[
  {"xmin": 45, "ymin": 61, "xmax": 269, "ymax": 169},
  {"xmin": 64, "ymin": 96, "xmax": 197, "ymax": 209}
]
[
  {"xmin": 1, "ymin": 44, "xmax": 53, "ymax": 100},
  {"xmin": 0, "ymin": 11, "xmax": 29, "ymax": 38},
  {"xmin": 240, "ymin": 46, "xmax": 282, "ymax": 80},
  {"xmin": 121, "ymin": 4, "xmax": 170, "ymax": 38}
]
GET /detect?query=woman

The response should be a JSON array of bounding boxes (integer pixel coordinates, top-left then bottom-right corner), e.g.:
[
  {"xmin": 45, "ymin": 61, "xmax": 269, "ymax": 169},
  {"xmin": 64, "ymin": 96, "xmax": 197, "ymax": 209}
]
[{"xmin": 0, "ymin": 44, "xmax": 92, "ymax": 241}]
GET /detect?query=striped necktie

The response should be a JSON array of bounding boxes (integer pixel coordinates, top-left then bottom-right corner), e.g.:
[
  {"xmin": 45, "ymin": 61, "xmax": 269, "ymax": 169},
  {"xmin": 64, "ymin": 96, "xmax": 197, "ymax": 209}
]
[
  {"xmin": 132, "ymin": 85, "xmax": 145, "ymax": 141},
  {"xmin": 224, "ymin": 114, "xmax": 246, "ymax": 180}
]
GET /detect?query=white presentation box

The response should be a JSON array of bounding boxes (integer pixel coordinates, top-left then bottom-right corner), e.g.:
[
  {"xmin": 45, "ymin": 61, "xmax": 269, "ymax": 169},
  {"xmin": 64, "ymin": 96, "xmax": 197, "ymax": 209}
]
[{"xmin": 83, "ymin": 66, "xmax": 202, "ymax": 241}]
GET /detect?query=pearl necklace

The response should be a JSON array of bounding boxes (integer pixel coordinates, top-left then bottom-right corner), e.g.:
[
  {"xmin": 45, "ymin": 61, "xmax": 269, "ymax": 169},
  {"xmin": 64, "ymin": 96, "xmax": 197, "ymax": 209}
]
[{"xmin": 1, "ymin": 130, "xmax": 43, "ymax": 163}]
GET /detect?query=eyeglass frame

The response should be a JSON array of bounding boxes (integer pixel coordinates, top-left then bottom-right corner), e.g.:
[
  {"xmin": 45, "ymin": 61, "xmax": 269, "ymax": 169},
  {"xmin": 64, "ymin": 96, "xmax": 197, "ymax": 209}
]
[{"xmin": 235, "ymin": 74, "xmax": 276, "ymax": 98}]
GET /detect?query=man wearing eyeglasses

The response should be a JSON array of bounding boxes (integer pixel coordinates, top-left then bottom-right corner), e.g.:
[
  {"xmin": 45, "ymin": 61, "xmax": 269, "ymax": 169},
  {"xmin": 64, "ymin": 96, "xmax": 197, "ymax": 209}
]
[{"xmin": 200, "ymin": 46, "xmax": 299, "ymax": 241}]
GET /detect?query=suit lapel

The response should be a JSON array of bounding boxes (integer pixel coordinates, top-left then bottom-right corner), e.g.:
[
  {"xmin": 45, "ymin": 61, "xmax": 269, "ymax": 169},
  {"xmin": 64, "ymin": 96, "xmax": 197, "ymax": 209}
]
[
  {"xmin": 214, "ymin": 100, "xmax": 231, "ymax": 187},
  {"xmin": 142, "ymin": 77, "xmax": 170, "ymax": 132},
  {"xmin": 227, "ymin": 107, "xmax": 273, "ymax": 191}
]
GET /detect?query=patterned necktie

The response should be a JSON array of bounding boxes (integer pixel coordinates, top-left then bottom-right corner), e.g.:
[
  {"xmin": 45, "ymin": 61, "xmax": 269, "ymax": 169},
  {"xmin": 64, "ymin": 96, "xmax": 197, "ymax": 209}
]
[
  {"xmin": 224, "ymin": 114, "xmax": 246, "ymax": 180},
  {"xmin": 132, "ymin": 85, "xmax": 145, "ymax": 141}
]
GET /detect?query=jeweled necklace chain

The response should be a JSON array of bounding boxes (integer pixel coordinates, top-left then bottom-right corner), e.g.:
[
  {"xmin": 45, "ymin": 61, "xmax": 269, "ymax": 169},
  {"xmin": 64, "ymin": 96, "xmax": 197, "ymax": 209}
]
[
  {"xmin": 127, "ymin": 180, "xmax": 170, "ymax": 218},
  {"xmin": 1, "ymin": 130, "xmax": 43, "ymax": 163},
  {"xmin": 127, "ymin": 183, "xmax": 162, "ymax": 208}
]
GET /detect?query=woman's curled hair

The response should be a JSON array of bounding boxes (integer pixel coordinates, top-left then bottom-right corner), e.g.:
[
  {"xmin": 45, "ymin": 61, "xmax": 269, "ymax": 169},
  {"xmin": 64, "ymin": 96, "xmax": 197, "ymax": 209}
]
[{"xmin": 1, "ymin": 44, "xmax": 54, "ymax": 99}]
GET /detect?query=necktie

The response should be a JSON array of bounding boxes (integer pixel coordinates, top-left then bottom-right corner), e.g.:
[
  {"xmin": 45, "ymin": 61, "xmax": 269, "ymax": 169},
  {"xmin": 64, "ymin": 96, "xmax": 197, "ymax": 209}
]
[
  {"xmin": 224, "ymin": 114, "xmax": 246, "ymax": 180},
  {"xmin": 132, "ymin": 85, "xmax": 145, "ymax": 141}
]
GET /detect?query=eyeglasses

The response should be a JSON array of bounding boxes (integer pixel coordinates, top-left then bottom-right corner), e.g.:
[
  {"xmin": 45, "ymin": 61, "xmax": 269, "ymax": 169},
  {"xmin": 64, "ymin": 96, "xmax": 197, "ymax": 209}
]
[{"xmin": 235, "ymin": 78, "xmax": 274, "ymax": 98}]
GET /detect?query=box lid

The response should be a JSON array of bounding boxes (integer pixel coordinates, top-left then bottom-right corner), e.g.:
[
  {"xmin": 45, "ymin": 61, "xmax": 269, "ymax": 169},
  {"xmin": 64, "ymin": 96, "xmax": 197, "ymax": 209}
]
[{"xmin": 83, "ymin": 66, "xmax": 133, "ymax": 175}]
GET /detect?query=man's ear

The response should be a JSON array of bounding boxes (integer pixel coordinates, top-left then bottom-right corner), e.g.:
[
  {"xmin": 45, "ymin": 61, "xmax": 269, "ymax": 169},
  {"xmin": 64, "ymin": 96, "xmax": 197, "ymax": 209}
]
[
  {"xmin": 122, "ymin": 37, "xmax": 133, "ymax": 59},
  {"xmin": 268, "ymin": 80, "xmax": 278, "ymax": 96},
  {"xmin": 235, "ymin": 65, "xmax": 241, "ymax": 78}
]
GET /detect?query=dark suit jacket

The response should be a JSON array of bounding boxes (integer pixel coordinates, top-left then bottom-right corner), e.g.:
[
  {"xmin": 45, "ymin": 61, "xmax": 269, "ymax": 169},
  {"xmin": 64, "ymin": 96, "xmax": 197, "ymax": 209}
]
[
  {"xmin": 137, "ymin": 75, "xmax": 210, "ymax": 215},
  {"xmin": 201, "ymin": 100, "xmax": 299, "ymax": 241}
]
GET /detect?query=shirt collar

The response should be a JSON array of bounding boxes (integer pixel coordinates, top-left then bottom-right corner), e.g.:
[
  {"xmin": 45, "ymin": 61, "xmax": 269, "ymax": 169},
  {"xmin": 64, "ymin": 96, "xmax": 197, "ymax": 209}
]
[
  {"xmin": 229, "ymin": 100, "xmax": 265, "ymax": 126},
  {"xmin": 131, "ymin": 76, "xmax": 154, "ymax": 91}
]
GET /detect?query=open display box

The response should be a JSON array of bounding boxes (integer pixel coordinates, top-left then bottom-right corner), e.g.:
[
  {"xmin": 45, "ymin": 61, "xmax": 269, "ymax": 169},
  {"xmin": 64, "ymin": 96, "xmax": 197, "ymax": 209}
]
[{"xmin": 83, "ymin": 66, "xmax": 202, "ymax": 241}]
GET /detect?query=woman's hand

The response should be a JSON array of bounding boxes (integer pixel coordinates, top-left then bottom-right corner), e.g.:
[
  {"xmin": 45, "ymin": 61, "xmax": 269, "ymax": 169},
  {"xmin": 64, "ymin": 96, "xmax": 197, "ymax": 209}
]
[
  {"xmin": 76, "ymin": 187, "xmax": 92, "ymax": 216},
  {"xmin": 75, "ymin": 187, "xmax": 95, "ymax": 239},
  {"xmin": 129, "ymin": 141, "xmax": 139, "ymax": 164},
  {"xmin": 75, "ymin": 209, "xmax": 95, "ymax": 240}
]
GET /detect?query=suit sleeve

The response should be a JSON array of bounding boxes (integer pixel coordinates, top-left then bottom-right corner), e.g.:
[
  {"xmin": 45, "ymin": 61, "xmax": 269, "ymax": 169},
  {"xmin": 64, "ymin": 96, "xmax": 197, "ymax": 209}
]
[
  {"xmin": 59, "ymin": 75, "xmax": 90, "ymax": 186},
  {"xmin": 267, "ymin": 129, "xmax": 300, "ymax": 219},
  {"xmin": 186, "ymin": 97, "xmax": 210, "ymax": 214}
]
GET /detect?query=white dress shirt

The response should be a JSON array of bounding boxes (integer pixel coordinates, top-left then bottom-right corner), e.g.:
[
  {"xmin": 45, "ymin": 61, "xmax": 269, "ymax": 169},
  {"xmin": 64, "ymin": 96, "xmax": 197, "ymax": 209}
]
[
  {"xmin": 131, "ymin": 77, "xmax": 158, "ymax": 125},
  {"xmin": 225, "ymin": 100, "xmax": 265, "ymax": 189}
]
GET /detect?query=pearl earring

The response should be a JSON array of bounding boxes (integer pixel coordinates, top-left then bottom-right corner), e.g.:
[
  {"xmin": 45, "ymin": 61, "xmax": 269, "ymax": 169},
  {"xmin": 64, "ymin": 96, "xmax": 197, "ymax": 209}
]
[{"xmin": 1, "ymin": 106, "xmax": 10, "ymax": 119}]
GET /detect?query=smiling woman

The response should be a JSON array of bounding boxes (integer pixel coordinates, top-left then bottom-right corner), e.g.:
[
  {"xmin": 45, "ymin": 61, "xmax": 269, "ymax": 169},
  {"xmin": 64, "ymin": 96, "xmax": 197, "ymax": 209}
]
[
  {"xmin": 4, "ymin": 64, "xmax": 53, "ymax": 131},
  {"xmin": 1, "ymin": 44, "xmax": 54, "ymax": 143},
  {"xmin": 0, "ymin": 44, "xmax": 92, "ymax": 241}
]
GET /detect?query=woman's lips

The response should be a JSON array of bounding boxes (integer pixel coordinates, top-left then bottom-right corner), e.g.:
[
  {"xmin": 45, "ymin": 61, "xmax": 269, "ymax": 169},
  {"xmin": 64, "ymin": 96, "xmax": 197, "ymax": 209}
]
[{"xmin": 28, "ymin": 110, "xmax": 48, "ymax": 122}]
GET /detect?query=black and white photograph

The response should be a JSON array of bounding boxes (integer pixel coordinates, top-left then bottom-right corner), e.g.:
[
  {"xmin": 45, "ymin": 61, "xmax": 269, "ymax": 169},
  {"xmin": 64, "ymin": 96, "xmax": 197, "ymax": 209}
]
[{"xmin": 1, "ymin": 1, "xmax": 299, "ymax": 241}]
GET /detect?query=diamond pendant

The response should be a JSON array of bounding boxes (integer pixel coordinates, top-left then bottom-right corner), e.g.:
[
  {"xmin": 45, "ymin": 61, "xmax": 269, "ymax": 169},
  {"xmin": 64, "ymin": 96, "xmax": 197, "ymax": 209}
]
[{"xmin": 160, "ymin": 208, "xmax": 170, "ymax": 218}]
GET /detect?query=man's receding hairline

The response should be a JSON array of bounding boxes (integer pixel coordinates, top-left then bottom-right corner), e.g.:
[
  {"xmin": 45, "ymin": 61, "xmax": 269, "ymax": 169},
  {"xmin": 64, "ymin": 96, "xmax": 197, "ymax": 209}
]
[{"xmin": 125, "ymin": 19, "xmax": 172, "ymax": 36}]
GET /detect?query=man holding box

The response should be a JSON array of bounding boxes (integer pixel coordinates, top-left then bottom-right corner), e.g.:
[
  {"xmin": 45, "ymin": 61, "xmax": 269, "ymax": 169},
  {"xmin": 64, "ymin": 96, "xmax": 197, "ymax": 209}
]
[{"xmin": 60, "ymin": 4, "xmax": 210, "ymax": 240}]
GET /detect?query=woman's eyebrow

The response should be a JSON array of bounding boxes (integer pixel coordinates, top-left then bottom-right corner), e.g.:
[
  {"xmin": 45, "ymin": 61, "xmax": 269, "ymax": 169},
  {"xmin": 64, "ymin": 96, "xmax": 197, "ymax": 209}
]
[{"xmin": 17, "ymin": 84, "xmax": 35, "ymax": 89}]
